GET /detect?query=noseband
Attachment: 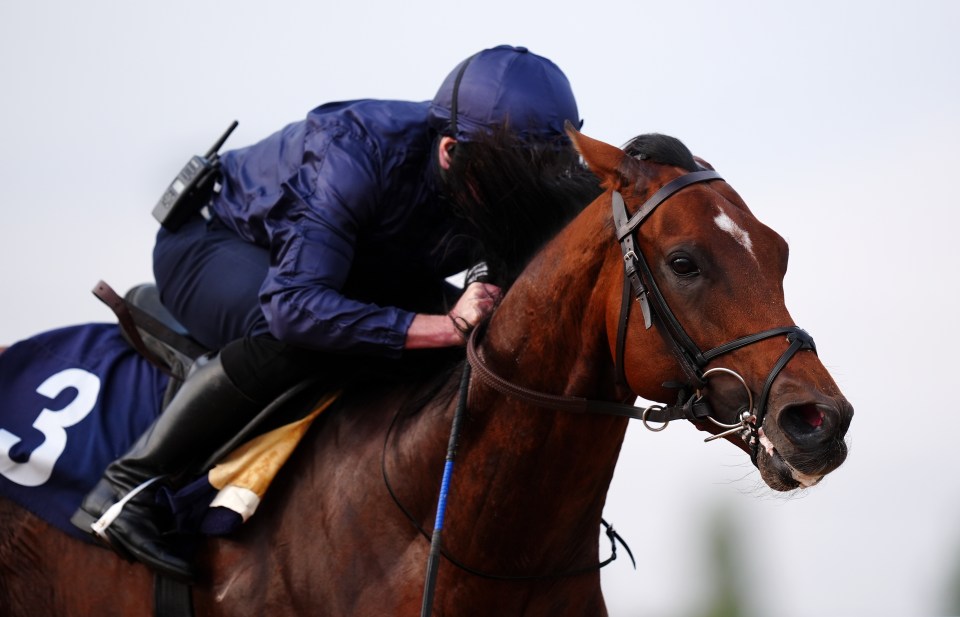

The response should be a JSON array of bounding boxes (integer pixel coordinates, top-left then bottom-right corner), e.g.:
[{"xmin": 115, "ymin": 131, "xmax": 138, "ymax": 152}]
[
  {"xmin": 611, "ymin": 170, "xmax": 816, "ymax": 460},
  {"xmin": 466, "ymin": 169, "xmax": 817, "ymax": 464}
]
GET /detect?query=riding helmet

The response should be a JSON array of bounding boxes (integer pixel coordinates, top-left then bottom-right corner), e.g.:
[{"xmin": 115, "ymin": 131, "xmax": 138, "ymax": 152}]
[{"xmin": 427, "ymin": 45, "xmax": 582, "ymax": 142}]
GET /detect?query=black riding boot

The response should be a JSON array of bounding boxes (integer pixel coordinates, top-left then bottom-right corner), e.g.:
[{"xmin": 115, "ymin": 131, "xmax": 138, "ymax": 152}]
[{"xmin": 70, "ymin": 354, "xmax": 261, "ymax": 581}]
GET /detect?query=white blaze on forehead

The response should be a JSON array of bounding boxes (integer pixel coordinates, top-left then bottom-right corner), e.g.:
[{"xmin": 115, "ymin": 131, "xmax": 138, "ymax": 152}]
[{"xmin": 713, "ymin": 207, "xmax": 755, "ymax": 258}]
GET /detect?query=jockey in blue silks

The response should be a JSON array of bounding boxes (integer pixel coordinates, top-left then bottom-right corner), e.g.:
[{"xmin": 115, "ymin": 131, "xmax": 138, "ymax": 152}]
[{"xmin": 71, "ymin": 45, "xmax": 582, "ymax": 581}]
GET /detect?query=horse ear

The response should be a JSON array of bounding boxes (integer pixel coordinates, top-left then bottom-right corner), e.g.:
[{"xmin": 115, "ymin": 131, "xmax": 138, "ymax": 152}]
[{"xmin": 565, "ymin": 122, "xmax": 631, "ymax": 187}]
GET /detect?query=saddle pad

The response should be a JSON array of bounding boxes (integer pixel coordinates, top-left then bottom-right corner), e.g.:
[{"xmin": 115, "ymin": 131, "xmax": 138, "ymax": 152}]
[
  {"xmin": 161, "ymin": 391, "xmax": 338, "ymax": 537},
  {"xmin": 0, "ymin": 323, "xmax": 167, "ymax": 540},
  {"xmin": 0, "ymin": 322, "xmax": 337, "ymax": 542}
]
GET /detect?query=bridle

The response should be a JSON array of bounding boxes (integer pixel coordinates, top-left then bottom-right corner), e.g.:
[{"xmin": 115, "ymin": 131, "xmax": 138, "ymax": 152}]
[
  {"xmin": 468, "ymin": 168, "xmax": 818, "ymax": 462},
  {"xmin": 415, "ymin": 168, "xmax": 820, "ymax": 613}
]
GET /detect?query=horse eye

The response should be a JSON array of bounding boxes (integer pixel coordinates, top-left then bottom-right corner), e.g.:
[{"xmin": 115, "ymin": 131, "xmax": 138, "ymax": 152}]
[{"xmin": 670, "ymin": 256, "xmax": 700, "ymax": 277}]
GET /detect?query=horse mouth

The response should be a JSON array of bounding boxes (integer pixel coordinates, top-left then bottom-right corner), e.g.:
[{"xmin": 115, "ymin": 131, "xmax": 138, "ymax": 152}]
[{"xmin": 756, "ymin": 429, "xmax": 823, "ymax": 491}]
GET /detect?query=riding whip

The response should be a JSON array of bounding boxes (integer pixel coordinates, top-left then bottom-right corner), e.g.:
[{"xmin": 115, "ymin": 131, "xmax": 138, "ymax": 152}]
[{"xmin": 420, "ymin": 362, "xmax": 471, "ymax": 616}]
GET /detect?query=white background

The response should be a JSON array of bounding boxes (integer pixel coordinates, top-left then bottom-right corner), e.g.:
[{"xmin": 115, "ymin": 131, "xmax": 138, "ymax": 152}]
[{"xmin": 1, "ymin": 1, "xmax": 958, "ymax": 615}]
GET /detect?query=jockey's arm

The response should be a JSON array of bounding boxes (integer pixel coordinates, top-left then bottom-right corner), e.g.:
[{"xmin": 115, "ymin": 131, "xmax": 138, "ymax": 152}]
[{"xmin": 404, "ymin": 281, "xmax": 501, "ymax": 349}]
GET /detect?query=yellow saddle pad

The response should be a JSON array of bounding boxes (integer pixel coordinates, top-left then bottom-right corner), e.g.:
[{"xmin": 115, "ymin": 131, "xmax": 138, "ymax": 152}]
[{"xmin": 206, "ymin": 390, "xmax": 340, "ymax": 523}]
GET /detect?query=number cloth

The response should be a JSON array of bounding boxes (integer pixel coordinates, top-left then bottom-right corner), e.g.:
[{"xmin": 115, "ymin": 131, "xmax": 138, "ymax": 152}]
[{"xmin": 0, "ymin": 323, "xmax": 166, "ymax": 539}]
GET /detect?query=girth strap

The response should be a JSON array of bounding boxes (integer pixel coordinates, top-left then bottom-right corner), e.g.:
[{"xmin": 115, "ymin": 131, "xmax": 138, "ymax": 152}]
[{"xmin": 155, "ymin": 575, "xmax": 194, "ymax": 617}]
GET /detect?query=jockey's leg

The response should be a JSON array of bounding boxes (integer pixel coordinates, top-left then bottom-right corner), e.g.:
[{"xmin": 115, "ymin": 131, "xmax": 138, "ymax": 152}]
[
  {"xmin": 75, "ymin": 215, "xmax": 331, "ymax": 579},
  {"xmin": 69, "ymin": 352, "xmax": 261, "ymax": 581}
]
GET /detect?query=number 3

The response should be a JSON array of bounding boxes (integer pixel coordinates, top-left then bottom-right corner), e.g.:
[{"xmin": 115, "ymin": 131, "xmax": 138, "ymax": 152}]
[{"xmin": 0, "ymin": 368, "xmax": 101, "ymax": 487}]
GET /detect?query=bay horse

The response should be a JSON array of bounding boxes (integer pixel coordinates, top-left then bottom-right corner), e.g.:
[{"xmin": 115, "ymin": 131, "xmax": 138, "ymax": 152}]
[{"xmin": 0, "ymin": 127, "xmax": 852, "ymax": 616}]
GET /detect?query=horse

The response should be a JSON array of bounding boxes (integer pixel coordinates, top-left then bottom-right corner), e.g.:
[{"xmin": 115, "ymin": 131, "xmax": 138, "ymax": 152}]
[{"xmin": 0, "ymin": 127, "xmax": 853, "ymax": 616}]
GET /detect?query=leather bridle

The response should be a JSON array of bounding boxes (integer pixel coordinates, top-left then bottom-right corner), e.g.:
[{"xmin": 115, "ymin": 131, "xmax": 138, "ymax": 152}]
[
  {"xmin": 467, "ymin": 169, "xmax": 818, "ymax": 463},
  {"xmin": 414, "ymin": 169, "xmax": 819, "ymax": 608}
]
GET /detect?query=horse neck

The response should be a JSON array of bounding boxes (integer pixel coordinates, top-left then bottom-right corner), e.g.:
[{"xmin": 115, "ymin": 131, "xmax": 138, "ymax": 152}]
[{"xmin": 443, "ymin": 201, "xmax": 630, "ymax": 573}]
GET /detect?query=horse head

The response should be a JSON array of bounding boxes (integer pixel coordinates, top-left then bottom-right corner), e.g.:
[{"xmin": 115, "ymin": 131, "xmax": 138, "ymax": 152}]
[{"xmin": 569, "ymin": 127, "xmax": 854, "ymax": 491}]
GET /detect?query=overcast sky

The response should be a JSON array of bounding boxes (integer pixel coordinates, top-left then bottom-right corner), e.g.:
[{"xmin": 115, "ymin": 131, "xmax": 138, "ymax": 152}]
[{"xmin": 2, "ymin": 1, "xmax": 958, "ymax": 615}]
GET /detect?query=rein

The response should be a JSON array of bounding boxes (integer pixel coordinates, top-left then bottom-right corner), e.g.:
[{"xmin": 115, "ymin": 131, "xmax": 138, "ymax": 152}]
[
  {"xmin": 465, "ymin": 321, "xmax": 712, "ymax": 428},
  {"xmin": 379, "ymin": 374, "xmax": 635, "ymax": 591}
]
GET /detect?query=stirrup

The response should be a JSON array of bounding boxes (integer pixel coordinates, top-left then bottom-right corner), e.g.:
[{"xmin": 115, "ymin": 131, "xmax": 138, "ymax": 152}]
[{"xmin": 89, "ymin": 476, "xmax": 162, "ymax": 539}]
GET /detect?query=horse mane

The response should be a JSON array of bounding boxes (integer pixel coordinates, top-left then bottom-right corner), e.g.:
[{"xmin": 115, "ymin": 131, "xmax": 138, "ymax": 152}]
[
  {"xmin": 375, "ymin": 131, "xmax": 602, "ymax": 401},
  {"xmin": 622, "ymin": 133, "xmax": 700, "ymax": 172},
  {"xmin": 440, "ymin": 128, "xmax": 603, "ymax": 288},
  {"xmin": 396, "ymin": 132, "xmax": 696, "ymax": 385},
  {"xmin": 441, "ymin": 132, "xmax": 700, "ymax": 288}
]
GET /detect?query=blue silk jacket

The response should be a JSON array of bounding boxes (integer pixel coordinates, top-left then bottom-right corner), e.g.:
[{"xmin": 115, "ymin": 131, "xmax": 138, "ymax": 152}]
[{"xmin": 208, "ymin": 100, "xmax": 472, "ymax": 357}]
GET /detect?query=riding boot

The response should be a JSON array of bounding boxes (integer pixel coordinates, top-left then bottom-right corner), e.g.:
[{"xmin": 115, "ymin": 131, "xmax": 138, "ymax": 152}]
[{"xmin": 69, "ymin": 353, "xmax": 262, "ymax": 581}]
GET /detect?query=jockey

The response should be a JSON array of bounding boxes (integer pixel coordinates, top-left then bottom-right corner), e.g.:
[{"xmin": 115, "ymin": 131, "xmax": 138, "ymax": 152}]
[{"xmin": 70, "ymin": 45, "xmax": 582, "ymax": 581}]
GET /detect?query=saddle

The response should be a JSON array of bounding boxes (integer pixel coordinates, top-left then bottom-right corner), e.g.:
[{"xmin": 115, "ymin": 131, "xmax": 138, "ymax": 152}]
[
  {"xmin": 91, "ymin": 280, "xmax": 329, "ymax": 471},
  {"xmin": 88, "ymin": 282, "xmax": 336, "ymax": 617}
]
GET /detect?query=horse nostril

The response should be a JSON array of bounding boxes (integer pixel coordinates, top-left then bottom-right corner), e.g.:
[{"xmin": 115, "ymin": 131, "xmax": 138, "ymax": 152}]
[
  {"xmin": 780, "ymin": 404, "xmax": 827, "ymax": 440},
  {"xmin": 798, "ymin": 405, "xmax": 824, "ymax": 428}
]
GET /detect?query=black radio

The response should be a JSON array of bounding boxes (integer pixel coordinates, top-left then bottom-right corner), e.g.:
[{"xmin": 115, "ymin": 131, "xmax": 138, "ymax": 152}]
[{"xmin": 151, "ymin": 120, "xmax": 238, "ymax": 231}]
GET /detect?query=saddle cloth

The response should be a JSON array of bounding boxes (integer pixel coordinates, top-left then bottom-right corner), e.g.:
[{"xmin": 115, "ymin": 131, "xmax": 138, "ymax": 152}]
[{"xmin": 0, "ymin": 322, "xmax": 333, "ymax": 541}]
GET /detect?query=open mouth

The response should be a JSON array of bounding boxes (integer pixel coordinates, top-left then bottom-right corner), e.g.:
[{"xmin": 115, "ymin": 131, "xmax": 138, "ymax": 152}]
[{"xmin": 757, "ymin": 428, "xmax": 823, "ymax": 490}]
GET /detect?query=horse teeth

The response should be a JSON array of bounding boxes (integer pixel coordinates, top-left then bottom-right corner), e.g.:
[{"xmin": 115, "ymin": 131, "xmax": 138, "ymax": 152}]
[
  {"xmin": 758, "ymin": 429, "xmax": 822, "ymax": 488},
  {"xmin": 791, "ymin": 470, "xmax": 822, "ymax": 488}
]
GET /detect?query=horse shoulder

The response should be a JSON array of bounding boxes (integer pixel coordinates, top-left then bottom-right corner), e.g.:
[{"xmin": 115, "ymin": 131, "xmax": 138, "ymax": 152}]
[{"xmin": 200, "ymin": 378, "xmax": 449, "ymax": 614}]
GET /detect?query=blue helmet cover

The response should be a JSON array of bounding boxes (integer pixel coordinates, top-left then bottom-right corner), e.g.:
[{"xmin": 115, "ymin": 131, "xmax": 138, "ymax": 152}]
[{"xmin": 428, "ymin": 45, "xmax": 582, "ymax": 142}]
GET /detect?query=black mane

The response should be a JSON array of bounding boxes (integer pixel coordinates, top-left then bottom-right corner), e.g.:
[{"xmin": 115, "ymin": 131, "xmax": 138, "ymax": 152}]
[
  {"xmin": 440, "ymin": 132, "xmax": 697, "ymax": 289},
  {"xmin": 622, "ymin": 133, "xmax": 699, "ymax": 172},
  {"xmin": 441, "ymin": 129, "xmax": 602, "ymax": 288}
]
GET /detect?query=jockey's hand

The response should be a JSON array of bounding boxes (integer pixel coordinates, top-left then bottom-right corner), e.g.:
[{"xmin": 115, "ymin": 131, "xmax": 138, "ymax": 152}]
[
  {"xmin": 404, "ymin": 282, "xmax": 503, "ymax": 349},
  {"xmin": 448, "ymin": 282, "xmax": 502, "ymax": 341}
]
